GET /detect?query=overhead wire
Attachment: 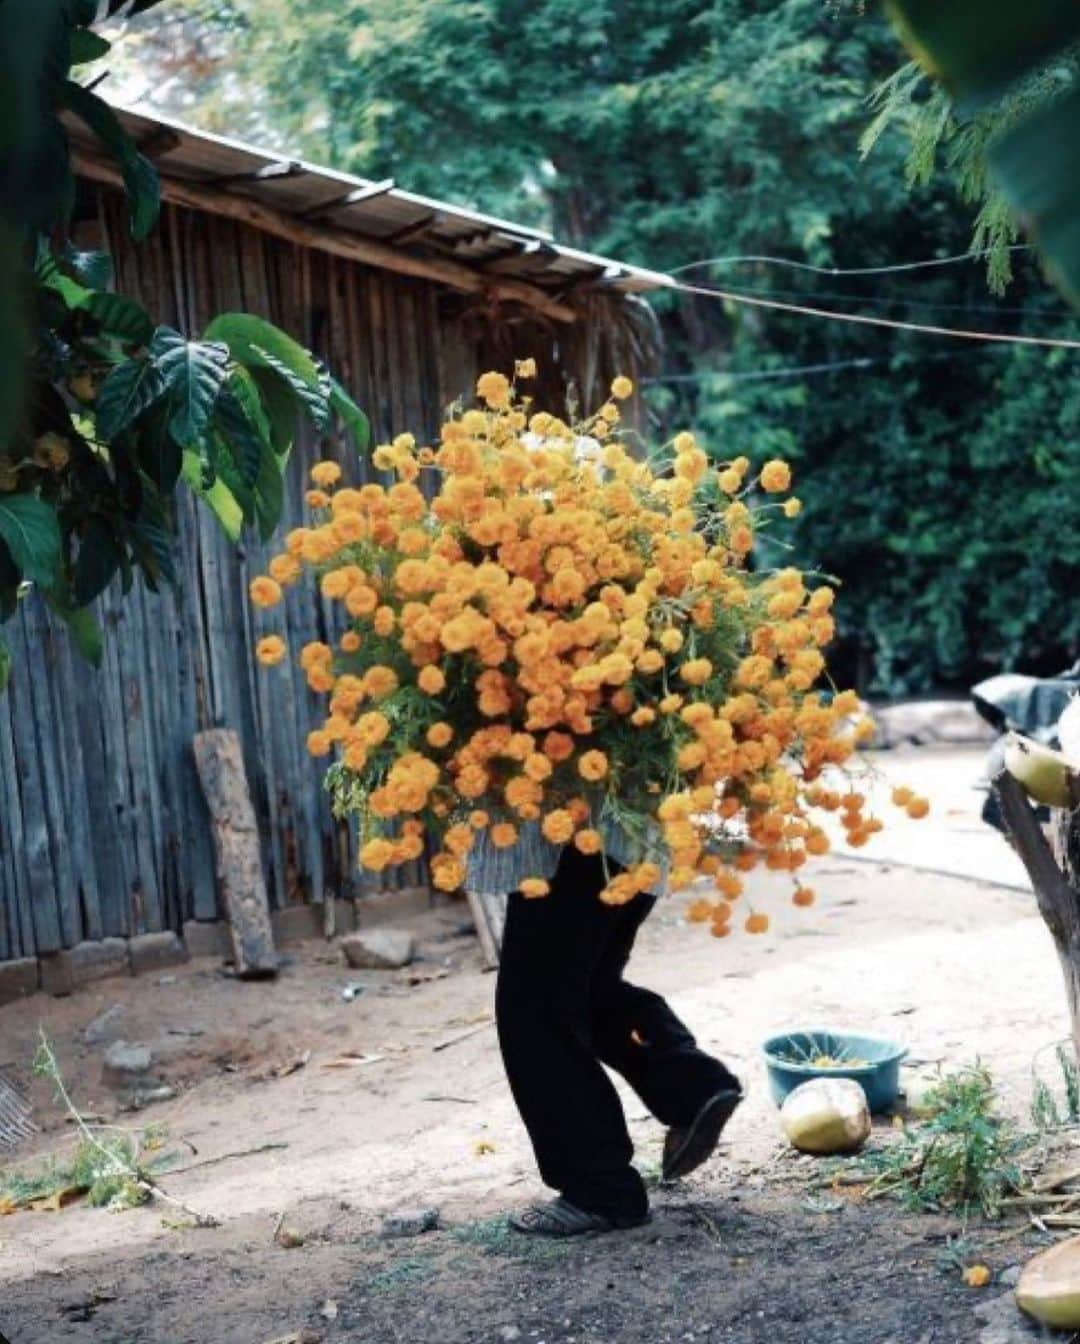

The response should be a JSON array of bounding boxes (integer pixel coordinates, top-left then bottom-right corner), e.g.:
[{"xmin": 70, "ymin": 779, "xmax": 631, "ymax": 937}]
[
  {"xmin": 669, "ymin": 278, "xmax": 1080, "ymax": 351},
  {"xmin": 669, "ymin": 245, "xmax": 1037, "ymax": 278}
]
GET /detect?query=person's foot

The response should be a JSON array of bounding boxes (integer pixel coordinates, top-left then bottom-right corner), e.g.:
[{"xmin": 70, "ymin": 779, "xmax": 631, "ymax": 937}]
[
  {"xmin": 509, "ymin": 1196, "xmax": 650, "ymax": 1237},
  {"xmin": 661, "ymin": 1087, "xmax": 743, "ymax": 1183}
]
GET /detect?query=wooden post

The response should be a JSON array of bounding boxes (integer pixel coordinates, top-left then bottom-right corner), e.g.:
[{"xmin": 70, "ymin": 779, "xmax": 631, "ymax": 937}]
[
  {"xmin": 193, "ymin": 730, "xmax": 279, "ymax": 979},
  {"xmin": 465, "ymin": 889, "xmax": 508, "ymax": 971},
  {"xmin": 994, "ymin": 770, "xmax": 1080, "ymax": 1064}
]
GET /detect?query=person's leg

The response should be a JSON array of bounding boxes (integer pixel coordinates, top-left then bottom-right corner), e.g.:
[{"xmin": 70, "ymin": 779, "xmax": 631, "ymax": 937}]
[
  {"xmin": 590, "ymin": 895, "xmax": 741, "ymax": 1128},
  {"xmin": 495, "ymin": 847, "xmax": 648, "ymax": 1223}
]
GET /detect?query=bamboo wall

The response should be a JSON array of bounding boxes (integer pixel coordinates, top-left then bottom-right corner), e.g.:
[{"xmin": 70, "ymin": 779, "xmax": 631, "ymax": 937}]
[{"xmin": 0, "ymin": 188, "xmax": 497, "ymax": 961}]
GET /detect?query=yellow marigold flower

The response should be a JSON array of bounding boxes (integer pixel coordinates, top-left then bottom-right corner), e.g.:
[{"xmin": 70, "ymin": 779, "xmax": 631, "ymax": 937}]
[
  {"xmin": 515, "ymin": 357, "xmax": 537, "ymax": 379},
  {"xmin": 364, "ymin": 665, "xmax": 399, "ymax": 699},
  {"xmin": 360, "ymin": 837, "xmax": 396, "ymax": 872},
  {"xmin": 659, "ymin": 693, "xmax": 684, "ymax": 715},
  {"xmin": 519, "ymin": 877, "xmax": 550, "ymax": 898},
  {"xmin": 256, "ymin": 635, "xmax": 287, "ymax": 667},
  {"xmin": 469, "ymin": 809, "xmax": 490, "ymax": 829},
  {"xmin": 717, "ymin": 467, "xmax": 742, "ymax": 494},
  {"xmin": 306, "ymin": 488, "xmax": 330, "ymax": 509},
  {"xmin": 476, "ymin": 370, "xmax": 511, "ymax": 409},
  {"xmin": 783, "ymin": 497, "xmax": 802, "ymax": 517},
  {"xmin": 269, "ymin": 554, "xmax": 302, "ymax": 585},
  {"xmin": 249, "ymin": 576, "xmax": 283, "ymax": 608},
  {"xmin": 306, "ymin": 729, "xmax": 332, "ymax": 757},
  {"xmin": 490, "ymin": 821, "xmax": 518, "ymax": 849},
  {"xmin": 340, "ymin": 630, "xmax": 362, "ymax": 653},
  {"xmin": 760, "ymin": 459, "xmax": 792, "ymax": 493},
  {"xmin": 610, "ymin": 375, "xmax": 634, "ymax": 400},
  {"xmin": 431, "ymin": 854, "xmax": 466, "ymax": 892},
  {"xmin": 541, "ymin": 809, "xmax": 575, "ymax": 844},
  {"xmin": 418, "ymin": 665, "xmax": 446, "ymax": 695},
  {"xmin": 311, "ymin": 460, "xmax": 342, "ymax": 488},
  {"xmin": 631, "ymin": 707, "xmax": 656, "ymax": 727},
  {"xmin": 541, "ymin": 731, "xmax": 575, "ymax": 762},
  {"xmin": 679, "ymin": 658, "xmax": 713, "ymax": 686},
  {"xmin": 374, "ymin": 605, "xmax": 396, "ymax": 636},
  {"xmin": 574, "ymin": 828, "xmax": 603, "ymax": 855},
  {"xmin": 426, "ymin": 722, "xmax": 454, "ymax": 748},
  {"xmin": 578, "ymin": 750, "xmax": 608, "ymax": 782},
  {"xmin": 659, "ymin": 628, "xmax": 684, "ymax": 654}
]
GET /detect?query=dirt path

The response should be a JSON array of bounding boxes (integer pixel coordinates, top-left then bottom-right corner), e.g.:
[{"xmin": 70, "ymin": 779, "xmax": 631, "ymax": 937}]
[{"xmin": 0, "ymin": 748, "xmax": 1067, "ymax": 1342}]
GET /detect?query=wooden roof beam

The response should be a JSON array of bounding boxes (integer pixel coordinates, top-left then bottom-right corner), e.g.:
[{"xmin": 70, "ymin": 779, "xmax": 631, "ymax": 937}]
[
  {"xmin": 74, "ymin": 151, "xmax": 578, "ymax": 324},
  {"xmin": 298, "ymin": 178, "xmax": 396, "ymax": 220}
]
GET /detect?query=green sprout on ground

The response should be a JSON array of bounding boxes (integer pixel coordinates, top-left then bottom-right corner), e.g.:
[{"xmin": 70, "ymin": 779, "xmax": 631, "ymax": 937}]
[
  {"xmin": 1030, "ymin": 1042, "xmax": 1080, "ymax": 1133},
  {"xmin": 0, "ymin": 1030, "xmax": 216, "ymax": 1225},
  {"xmin": 855, "ymin": 1064, "xmax": 1024, "ymax": 1219}
]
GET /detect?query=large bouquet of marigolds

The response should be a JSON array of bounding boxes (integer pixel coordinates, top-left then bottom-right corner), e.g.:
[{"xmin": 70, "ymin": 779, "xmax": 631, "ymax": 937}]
[{"xmin": 250, "ymin": 362, "xmax": 927, "ymax": 936}]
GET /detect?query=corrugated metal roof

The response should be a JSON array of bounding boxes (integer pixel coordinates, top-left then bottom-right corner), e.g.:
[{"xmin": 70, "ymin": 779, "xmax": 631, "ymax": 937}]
[{"xmin": 67, "ymin": 104, "xmax": 674, "ymax": 301}]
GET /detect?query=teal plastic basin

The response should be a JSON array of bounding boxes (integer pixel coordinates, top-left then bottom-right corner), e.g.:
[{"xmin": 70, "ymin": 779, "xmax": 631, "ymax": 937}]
[{"xmin": 762, "ymin": 1029, "xmax": 907, "ymax": 1114}]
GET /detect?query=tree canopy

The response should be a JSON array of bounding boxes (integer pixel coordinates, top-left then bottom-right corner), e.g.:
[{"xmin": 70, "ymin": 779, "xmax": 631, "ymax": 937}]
[{"xmin": 97, "ymin": 0, "xmax": 1080, "ymax": 690}]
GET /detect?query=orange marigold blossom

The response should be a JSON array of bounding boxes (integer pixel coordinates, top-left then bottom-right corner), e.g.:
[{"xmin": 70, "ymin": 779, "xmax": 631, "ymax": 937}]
[{"xmin": 252, "ymin": 364, "xmax": 923, "ymax": 937}]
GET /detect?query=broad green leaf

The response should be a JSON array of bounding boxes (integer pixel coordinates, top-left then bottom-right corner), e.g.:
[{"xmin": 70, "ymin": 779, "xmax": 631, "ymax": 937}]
[
  {"xmin": 991, "ymin": 86, "xmax": 1080, "ymax": 306},
  {"xmin": 46, "ymin": 594, "xmax": 103, "ymax": 667},
  {"xmin": 60, "ymin": 80, "xmax": 160, "ymax": 239},
  {"xmin": 0, "ymin": 635, "xmax": 9, "ymax": 692},
  {"xmin": 0, "ymin": 494, "xmax": 61, "ymax": 586},
  {"xmin": 215, "ymin": 370, "xmax": 272, "ymax": 489},
  {"xmin": 73, "ymin": 517, "xmax": 122, "ymax": 605},
  {"xmin": 202, "ymin": 312, "xmax": 328, "ymax": 429},
  {"xmin": 95, "ymin": 357, "xmax": 166, "ymax": 439},
  {"xmin": 84, "ymin": 291, "xmax": 154, "ymax": 345},
  {"xmin": 252, "ymin": 343, "xmax": 329, "ymax": 429},
  {"xmin": 68, "ymin": 28, "xmax": 111, "ymax": 65},
  {"xmin": 251, "ymin": 366, "xmax": 299, "ymax": 455},
  {"xmin": 181, "ymin": 449, "xmax": 243, "ymax": 542},
  {"xmin": 253, "ymin": 439, "xmax": 285, "ymax": 541},
  {"xmin": 329, "ymin": 376, "xmax": 371, "ymax": 453},
  {"xmin": 150, "ymin": 328, "xmax": 231, "ymax": 444},
  {"xmin": 886, "ymin": 0, "xmax": 1080, "ymax": 111}
]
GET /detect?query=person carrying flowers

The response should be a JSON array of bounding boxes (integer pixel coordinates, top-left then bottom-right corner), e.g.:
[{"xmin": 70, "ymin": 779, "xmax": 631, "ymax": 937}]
[{"xmin": 251, "ymin": 361, "xmax": 927, "ymax": 1236}]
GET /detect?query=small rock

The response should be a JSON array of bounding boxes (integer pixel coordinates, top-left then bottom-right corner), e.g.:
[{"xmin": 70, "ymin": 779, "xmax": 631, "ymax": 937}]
[
  {"xmin": 83, "ymin": 1005, "xmax": 126, "ymax": 1045},
  {"xmin": 975, "ymin": 1290, "xmax": 1046, "ymax": 1344},
  {"xmin": 339, "ymin": 930, "xmax": 415, "ymax": 971},
  {"xmin": 102, "ymin": 1041, "xmax": 152, "ymax": 1089},
  {"xmin": 381, "ymin": 1205, "xmax": 439, "ymax": 1238},
  {"xmin": 499, "ymin": 1328, "xmax": 521, "ymax": 1342},
  {"xmin": 999, "ymin": 1265, "xmax": 1022, "ymax": 1288}
]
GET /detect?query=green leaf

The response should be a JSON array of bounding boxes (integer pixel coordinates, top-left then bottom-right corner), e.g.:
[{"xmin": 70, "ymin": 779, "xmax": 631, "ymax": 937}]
[
  {"xmin": 885, "ymin": 0, "xmax": 1080, "ymax": 111},
  {"xmin": 0, "ymin": 635, "xmax": 10, "ymax": 693},
  {"xmin": 329, "ymin": 376, "xmax": 371, "ymax": 453},
  {"xmin": 0, "ymin": 494, "xmax": 61, "ymax": 586},
  {"xmin": 60, "ymin": 80, "xmax": 160, "ymax": 239},
  {"xmin": 69, "ymin": 28, "xmax": 111, "ymax": 65},
  {"xmin": 991, "ymin": 86, "xmax": 1080, "ymax": 306},
  {"xmin": 150, "ymin": 329, "xmax": 231, "ymax": 444},
  {"xmin": 95, "ymin": 357, "xmax": 166, "ymax": 440},
  {"xmin": 181, "ymin": 449, "xmax": 243, "ymax": 542},
  {"xmin": 214, "ymin": 372, "xmax": 272, "ymax": 489},
  {"xmin": 73, "ymin": 517, "xmax": 122, "ymax": 606},
  {"xmin": 253, "ymin": 439, "xmax": 285, "ymax": 541},
  {"xmin": 84, "ymin": 291, "xmax": 154, "ymax": 345},
  {"xmin": 202, "ymin": 312, "xmax": 328, "ymax": 429},
  {"xmin": 46, "ymin": 596, "xmax": 103, "ymax": 667}
]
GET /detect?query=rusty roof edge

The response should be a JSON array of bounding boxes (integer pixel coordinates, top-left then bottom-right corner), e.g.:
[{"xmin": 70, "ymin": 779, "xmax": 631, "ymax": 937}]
[{"xmin": 69, "ymin": 101, "xmax": 675, "ymax": 295}]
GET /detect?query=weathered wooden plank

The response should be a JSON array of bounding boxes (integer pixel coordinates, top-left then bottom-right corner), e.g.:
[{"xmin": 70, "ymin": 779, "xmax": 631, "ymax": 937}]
[{"xmin": 193, "ymin": 728, "xmax": 278, "ymax": 978}]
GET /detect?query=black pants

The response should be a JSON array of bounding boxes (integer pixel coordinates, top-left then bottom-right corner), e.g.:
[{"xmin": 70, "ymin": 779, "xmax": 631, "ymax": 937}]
[{"xmin": 495, "ymin": 845, "xmax": 738, "ymax": 1220}]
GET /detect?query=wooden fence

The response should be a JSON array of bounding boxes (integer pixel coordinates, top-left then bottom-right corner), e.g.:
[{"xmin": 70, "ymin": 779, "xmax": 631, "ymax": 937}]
[{"xmin": 0, "ymin": 188, "xmax": 490, "ymax": 961}]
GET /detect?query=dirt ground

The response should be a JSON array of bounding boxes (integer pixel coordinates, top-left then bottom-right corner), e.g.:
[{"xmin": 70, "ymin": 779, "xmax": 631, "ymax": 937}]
[{"xmin": 0, "ymin": 747, "xmax": 1073, "ymax": 1343}]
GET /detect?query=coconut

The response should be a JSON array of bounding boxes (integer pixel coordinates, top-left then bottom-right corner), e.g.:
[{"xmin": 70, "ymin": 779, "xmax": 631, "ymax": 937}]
[
  {"xmin": 780, "ymin": 1077, "xmax": 871, "ymax": 1155},
  {"xmin": 1003, "ymin": 732, "xmax": 1075, "ymax": 809},
  {"xmin": 1016, "ymin": 1236, "xmax": 1080, "ymax": 1329}
]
